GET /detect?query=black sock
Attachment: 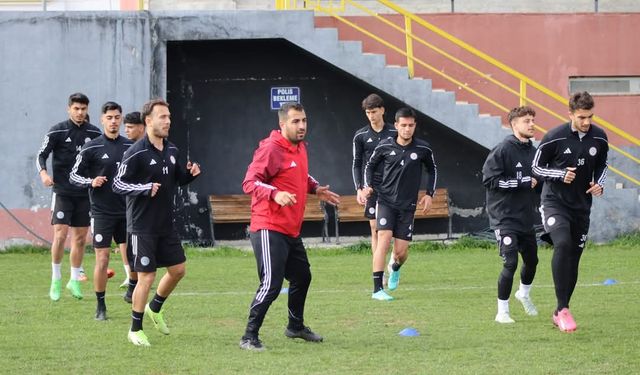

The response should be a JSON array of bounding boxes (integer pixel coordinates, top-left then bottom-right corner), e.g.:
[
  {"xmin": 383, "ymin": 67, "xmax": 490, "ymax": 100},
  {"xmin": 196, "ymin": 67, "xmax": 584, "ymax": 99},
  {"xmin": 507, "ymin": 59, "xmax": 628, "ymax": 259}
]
[
  {"xmin": 127, "ymin": 279, "xmax": 138, "ymax": 295},
  {"xmin": 96, "ymin": 291, "xmax": 106, "ymax": 309},
  {"xmin": 149, "ymin": 293, "xmax": 167, "ymax": 313},
  {"xmin": 373, "ymin": 271, "xmax": 384, "ymax": 293},
  {"xmin": 391, "ymin": 262, "xmax": 402, "ymax": 272},
  {"xmin": 131, "ymin": 310, "xmax": 144, "ymax": 332}
]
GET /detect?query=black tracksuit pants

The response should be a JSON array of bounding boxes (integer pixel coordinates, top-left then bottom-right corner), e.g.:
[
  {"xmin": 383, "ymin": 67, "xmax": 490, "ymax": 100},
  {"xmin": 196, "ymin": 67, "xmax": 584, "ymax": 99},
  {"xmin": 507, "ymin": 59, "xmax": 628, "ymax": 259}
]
[{"xmin": 243, "ymin": 229, "xmax": 312, "ymax": 338}]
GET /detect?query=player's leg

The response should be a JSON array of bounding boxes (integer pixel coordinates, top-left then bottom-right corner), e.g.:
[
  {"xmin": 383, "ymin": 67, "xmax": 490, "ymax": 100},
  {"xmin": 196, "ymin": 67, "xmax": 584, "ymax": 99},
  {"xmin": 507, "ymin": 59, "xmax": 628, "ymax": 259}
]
[
  {"xmin": 566, "ymin": 216, "xmax": 589, "ymax": 307},
  {"xmin": 283, "ymin": 237, "xmax": 322, "ymax": 342},
  {"xmin": 49, "ymin": 193, "xmax": 69, "ymax": 301},
  {"xmin": 495, "ymin": 230, "xmax": 518, "ymax": 323},
  {"xmin": 127, "ymin": 233, "xmax": 157, "ymax": 346},
  {"xmin": 118, "ymin": 241, "xmax": 131, "ymax": 289},
  {"xmin": 515, "ymin": 232, "xmax": 538, "ymax": 316},
  {"xmin": 240, "ymin": 229, "xmax": 288, "ymax": 351},
  {"xmin": 93, "ymin": 247, "xmax": 110, "ymax": 320},
  {"xmin": 124, "ymin": 233, "xmax": 138, "ymax": 303},
  {"xmin": 387, "ymin": 208, "xmax": 414, "ymax": 291},
  {"xmin": 69, "ymin": 196, "xmax": 90, "ymax": 283},
  {"xmin": 545, "ymin": 213, "xmax": 577, "ymax": 332}
]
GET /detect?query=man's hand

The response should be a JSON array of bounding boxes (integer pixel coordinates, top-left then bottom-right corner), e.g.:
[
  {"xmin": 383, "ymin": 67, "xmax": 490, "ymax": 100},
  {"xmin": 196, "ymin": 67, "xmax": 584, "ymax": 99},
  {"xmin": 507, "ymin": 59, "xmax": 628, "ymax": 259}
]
[
  {"xmin": 39, "ymin": 170, "xmax": 53, "ymax": 187},
  {"xmin": 531, "ymin": 177, "xmax": 538, "ymax": 188},
  {"xmin": 419, "ymin": 194, "xmax": 433, "ymax": 214},
  {"xmin": 150, "ymin": 183, "xmax": 161, "ymax": 197},
  {"xmin": 275, "ymin": 191, "xmax": 297, "ymax": 206},
  {"xmin": 563, "ymin": 167, "xmax": 576, "ymax": 184},
  {"xmin": 586, "ymin": 181, "xmax": 603, "ymax": 196},
  {"xmin": 91, "ymin": 176, "xmax": 108, "ymax": 188},
  {"xmin": 361, "ymin": 187, "xmax": 374, "ymax": 199},
  {"xmin": 187, "ymin": 161, "xmax": 201, "ymax": 177},
  {"xmin": 316, "ymin": 185, "xmax": 340, "ymax": 206},
  {"xmin": 356, "ymin": 189, "xmax": 367, "ymax": 205}
]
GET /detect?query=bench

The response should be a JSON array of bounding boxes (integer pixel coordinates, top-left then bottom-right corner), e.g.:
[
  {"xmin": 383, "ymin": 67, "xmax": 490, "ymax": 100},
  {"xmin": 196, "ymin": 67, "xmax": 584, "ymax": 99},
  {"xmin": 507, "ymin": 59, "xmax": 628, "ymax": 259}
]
[
  {"xmin": 334, "ymin": 188, "xmax": 451, "ymax": 243},
  {"xmin": 208, "ymin": 194, "xmax": 331, "ymax": 243}
]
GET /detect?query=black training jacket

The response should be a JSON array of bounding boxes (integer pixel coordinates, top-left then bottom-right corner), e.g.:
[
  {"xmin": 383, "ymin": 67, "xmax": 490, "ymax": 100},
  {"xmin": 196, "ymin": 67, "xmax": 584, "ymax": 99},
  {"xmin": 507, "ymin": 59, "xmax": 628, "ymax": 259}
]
[
  {"xmin": 532, "ymin": 123, "xmax": 608, "ymax": 214},
  {"xmin": 352, "ymin": 123, "xmax": 397, "ymax": 190},
  {"xmin": 36, "ymin": 119, "xmax": 102, "ymax": 197},
  {"xmin": 482, "ymin": 135, "xmax": 539, "ymax": 232},
  {"xmin": 112, "ymin": 136, "xmax": 197, "ymax": 234},
  {"xmin": 69, "ymin": 134, "xmax": 133, "ymax": 218},
  {"xmin": 364, "ymin": 136, "xmax": 437, "ymax": 211}
]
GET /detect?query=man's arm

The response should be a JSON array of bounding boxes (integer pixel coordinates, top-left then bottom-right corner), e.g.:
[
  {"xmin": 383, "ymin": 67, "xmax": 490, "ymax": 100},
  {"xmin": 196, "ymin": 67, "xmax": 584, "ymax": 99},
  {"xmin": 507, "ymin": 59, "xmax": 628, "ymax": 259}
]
[
  {"xmin": 422, "ymin": 146, "xmax": 437, "ymax": 197},
  {"xmin": 587, "ymin": 136, "xmax": 609, "ymax": 196},
  {"xmin": 69, "ymin": 148, "xmax": 94, "ymax": 188},
  {"xmin": 172, "ymin": 148, "xmax": 200, "ymax": 186},
  {"xmin": 532, "ymin": 137, "xmax": 572, "ymax": 183},
  {"xmin": 36, "ymin": 129, "xmax": 57, "ymax": 186},
  {"xmin": 351, "ymin": 132, "xmax": 365, "ymax": 190},
  {"xmin": 242, "ymin": 144, "xmax": 280, "ymax": 201},
  {"xmin": 112, "ymin": 151, "xmax": 154, "ymax": 196}
]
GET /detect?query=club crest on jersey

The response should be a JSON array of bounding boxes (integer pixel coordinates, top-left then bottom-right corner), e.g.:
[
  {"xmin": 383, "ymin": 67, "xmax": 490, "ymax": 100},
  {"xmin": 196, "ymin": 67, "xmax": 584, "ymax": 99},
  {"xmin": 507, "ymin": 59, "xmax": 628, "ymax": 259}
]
[
  {"xmin": 149, "ymin": 159, "xmax": 157, "ymax": 165},
  {"xmin": 589, "ymin": 147, "xmax": 597, "ymax": 156},
  {"xmin": 410, "ymin": 153, "xmax": 418, "ymax": 160},
  {"xmin": 170, "ymin": 155, "xmax": 176, "ymax": 164},
  {"xmin": 84, "ymin": 137, "xmax": 91, "ymax": 143}
]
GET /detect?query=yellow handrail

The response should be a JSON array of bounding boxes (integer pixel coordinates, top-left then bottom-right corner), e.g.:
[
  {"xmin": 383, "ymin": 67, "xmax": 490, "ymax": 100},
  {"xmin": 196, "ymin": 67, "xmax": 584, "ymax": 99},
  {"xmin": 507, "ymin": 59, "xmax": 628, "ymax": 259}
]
[{"xmin": 276, "ymin": 0, "xmax": 640, "ymax": 186}]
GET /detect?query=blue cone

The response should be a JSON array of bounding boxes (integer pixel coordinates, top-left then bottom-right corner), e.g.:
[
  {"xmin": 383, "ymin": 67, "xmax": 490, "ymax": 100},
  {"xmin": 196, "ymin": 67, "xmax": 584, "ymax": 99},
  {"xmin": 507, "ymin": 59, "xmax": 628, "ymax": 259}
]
[
  {"xmin": 280, "ymin": 287, "xmax": 289, "ymax": 294},
  {"xmin": 603, "ymin": 278, "xmax": 618, "ymax": 285},
  {"xmin": 398, "ymin": 327, "xmax": 420, "ymax": 337}
]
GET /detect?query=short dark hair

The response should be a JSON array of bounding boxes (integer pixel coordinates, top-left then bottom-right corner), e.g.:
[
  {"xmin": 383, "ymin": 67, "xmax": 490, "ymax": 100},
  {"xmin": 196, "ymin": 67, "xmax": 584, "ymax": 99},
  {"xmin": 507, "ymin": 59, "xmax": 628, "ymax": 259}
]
[
  {"xmin": 362, "ymin": 94, "xmax": 384, "ymax": 110},
  {"xmin": 68, "ymin": 92, "xmax": 89, "ymax": 106},
  {"xmin": 101, "ymin": 101, "xmax": 122, "ymax": 114},
  {"xmin": 569, "ymin": 91, "xmax": 594, "ymax": 112},
  {"xmin": 507, "ymin": 106, "xmax": 536, "ymax": 125},
  {"xmin": 395, "ymin": 107, "xmax": 416, "ymax": 122},
  {"xmin": 278, "ymin": 102, "xmax": 304, "ymax": 121},
  {"xmin": 142, "ymin": 98, "xmax": 169, "ymax": 120},
  {"xmin": 124, "ymin": 111, "xmax": 143, "ymax": 125}
]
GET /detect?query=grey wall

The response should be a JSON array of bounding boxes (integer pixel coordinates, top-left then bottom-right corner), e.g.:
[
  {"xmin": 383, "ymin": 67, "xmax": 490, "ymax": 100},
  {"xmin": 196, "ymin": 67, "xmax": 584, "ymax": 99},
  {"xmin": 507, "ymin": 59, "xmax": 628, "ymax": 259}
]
[{"xmin": 0, "ymin": 12, "xmax": 151, "ymax": 210}]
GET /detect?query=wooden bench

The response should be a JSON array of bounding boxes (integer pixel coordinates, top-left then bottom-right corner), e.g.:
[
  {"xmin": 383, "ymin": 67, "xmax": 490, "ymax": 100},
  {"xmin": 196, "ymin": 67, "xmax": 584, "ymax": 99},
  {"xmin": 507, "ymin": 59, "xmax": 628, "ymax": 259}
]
[
  {"xmin": 334, "ymin": 188, "xmax": 451, "ymax": 243},
  {"xmin": 209, "ymin": 194, "xmax": 330, "ymax": 243}
]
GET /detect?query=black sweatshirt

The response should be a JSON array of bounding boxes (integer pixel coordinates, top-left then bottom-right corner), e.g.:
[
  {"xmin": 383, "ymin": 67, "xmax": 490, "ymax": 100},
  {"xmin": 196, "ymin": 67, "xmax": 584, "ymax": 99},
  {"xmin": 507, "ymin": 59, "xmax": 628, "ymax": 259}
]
[
  {"xmin": 69, "ymin": 134, "xmax": 133, "ymax": 218},
  {"xmin": 112, "ymin": 136, "xmax": 197, "ymax": 234},
  {"xmin": 364, "ymin": 136, "xmax": 437, "ymax": 211},
  {"xmin": 482, "ymin": 135, "xmax": 538, "ymax": 232},
  {"xmin": 37, "ymin": 119, "xmax": 102, "ymax": 197},
  {"xmin": 532, "ymin": 123, "xmax": 608, "ymax": 214},
  {"xmin": 352, "ymin": 123, "xmax": 397, "ymax": 190}
]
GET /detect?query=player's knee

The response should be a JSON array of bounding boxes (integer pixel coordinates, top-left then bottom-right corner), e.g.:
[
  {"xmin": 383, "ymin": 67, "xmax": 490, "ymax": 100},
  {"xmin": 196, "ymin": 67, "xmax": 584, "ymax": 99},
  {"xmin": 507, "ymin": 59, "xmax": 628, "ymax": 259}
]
[{"xmin": 503, "ymin": 258, "xmax": 518, "ymax": 274}]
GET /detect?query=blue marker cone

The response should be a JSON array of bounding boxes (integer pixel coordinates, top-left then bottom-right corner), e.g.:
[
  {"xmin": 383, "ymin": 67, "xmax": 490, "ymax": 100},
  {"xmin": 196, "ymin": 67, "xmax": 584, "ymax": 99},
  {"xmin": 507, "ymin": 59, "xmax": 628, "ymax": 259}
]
[
  {"xmin": 603, "ymin": 278, "xmax": 618, "ymax": 285},
  {"xmin": 280, "ymin": 287, "xmax": 289, "ymax": 294},
  {"xmin": 399, "ymin": 327, "xmax": 420, "ymax": 337}
]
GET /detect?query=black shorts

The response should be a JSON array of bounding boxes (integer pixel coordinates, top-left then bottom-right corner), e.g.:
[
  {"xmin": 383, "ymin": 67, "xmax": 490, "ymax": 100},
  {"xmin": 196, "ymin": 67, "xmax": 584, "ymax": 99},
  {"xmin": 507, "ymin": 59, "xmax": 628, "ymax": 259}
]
[
  {"xmin": 364, "ymin": 192, "xmax": 378, "ymax": 219},
  {"xmin": 539, "ymin": 205, "xmax": 590, "ymax": 247},
  {"xmin": 494, "ymin": 229, "xmax": 537, "ymax": 259},
  {"xmin": 376, "ymin": 203, "xmax": 415, "ymax": 241},
  {"xmin": 129, "ymin": 232, "xmax": 186, "ymax": 272},
  {"xmin": 90, "ymin": 216, "xmax": 127, "ymax": 248},
  {"xmin": 50, "ymin": 193, "xmax": 90, "ymax": 227}
]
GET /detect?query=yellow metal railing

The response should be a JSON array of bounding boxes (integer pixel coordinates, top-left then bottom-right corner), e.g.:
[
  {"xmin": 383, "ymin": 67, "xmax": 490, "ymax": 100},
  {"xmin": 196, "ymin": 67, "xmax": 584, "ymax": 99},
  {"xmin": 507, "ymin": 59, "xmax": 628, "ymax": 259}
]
[{"xmin": 276, "ymin": 0, "xmax": 640, "ymax": 187}]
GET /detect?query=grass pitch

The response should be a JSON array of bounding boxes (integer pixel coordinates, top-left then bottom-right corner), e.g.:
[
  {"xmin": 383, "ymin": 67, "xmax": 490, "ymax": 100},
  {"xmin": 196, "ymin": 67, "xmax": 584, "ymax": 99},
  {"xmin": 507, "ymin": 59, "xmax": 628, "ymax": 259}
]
[{"xmin": 0, "ymin": 236, "xmax": 638, "ymax": 374}]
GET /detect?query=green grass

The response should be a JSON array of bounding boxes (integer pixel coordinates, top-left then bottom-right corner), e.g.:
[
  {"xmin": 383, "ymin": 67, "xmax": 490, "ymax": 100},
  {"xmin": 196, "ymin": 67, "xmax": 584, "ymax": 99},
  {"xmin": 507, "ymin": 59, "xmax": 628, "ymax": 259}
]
[{"xmin": 0, "ymin": 238, "xmax": 638, "ymax": 374}]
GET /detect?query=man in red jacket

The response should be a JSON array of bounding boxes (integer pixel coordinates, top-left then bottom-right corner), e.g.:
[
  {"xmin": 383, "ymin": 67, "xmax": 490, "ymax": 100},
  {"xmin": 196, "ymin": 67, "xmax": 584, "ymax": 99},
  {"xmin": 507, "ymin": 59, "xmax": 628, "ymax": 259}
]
[{"xmin": 239, "ymin": 102, "xmax": 340, "ymax": 351}]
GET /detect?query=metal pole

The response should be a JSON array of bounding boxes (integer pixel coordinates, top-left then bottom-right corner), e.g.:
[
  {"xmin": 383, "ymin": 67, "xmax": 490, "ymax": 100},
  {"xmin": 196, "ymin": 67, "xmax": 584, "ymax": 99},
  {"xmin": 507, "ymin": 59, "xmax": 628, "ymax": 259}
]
[
  {"xmin": 451, "ymin": 0, "xmax": 454, "ymax": 13},
  {"xmin": 595, "ymin": 0, "xmax": 598, "ymax": 13},
  {"xmin": 42, "ymin": 0, "xmax": 46, "ymax": 11}
]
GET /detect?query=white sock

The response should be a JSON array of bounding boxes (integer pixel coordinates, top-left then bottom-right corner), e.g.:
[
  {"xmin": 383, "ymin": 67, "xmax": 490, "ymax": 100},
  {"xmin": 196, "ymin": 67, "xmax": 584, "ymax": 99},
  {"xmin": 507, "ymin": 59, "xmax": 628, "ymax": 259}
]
[
  {"xmin": 519, "ymin": 282, "xmax": 532, "ymax": 297},
  {"xmin": 52, "ymin": 263, "xmax": 62, "ymax": 281},
  {"xmin": 70, "ymin": 267, "xmax": 82, "ymax": 281},
  {"xmin": 497, "ymin": 299, "xmax": 510, "ymax": 315}
]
